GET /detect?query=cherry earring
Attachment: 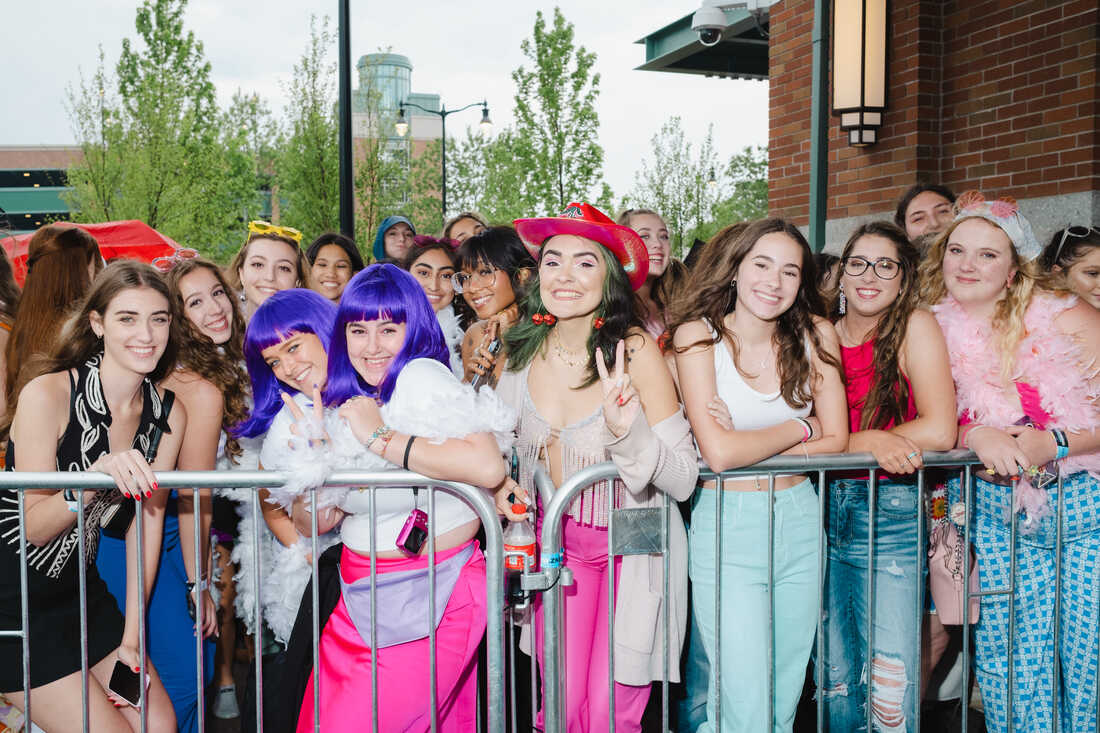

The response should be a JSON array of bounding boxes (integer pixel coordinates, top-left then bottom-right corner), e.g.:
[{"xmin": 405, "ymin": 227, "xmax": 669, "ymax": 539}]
[
  {"xmin": 593, "ymin": 317, "xmax": 605, "ymax": 330},
  {"xmin": 532, "ymin": 312, "xmax": 556, "ymax": 326}
]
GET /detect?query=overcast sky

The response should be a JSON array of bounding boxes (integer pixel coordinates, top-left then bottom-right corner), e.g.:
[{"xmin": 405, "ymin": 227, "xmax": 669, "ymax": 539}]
[{"xmin": 5, "ymin": 0, "xmax": 768, "ymax": 202}]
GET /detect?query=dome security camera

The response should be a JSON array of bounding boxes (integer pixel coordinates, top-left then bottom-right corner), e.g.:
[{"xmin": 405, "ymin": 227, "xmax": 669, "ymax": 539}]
[{"xmin": 692, "ymin": 3, "xmax": 728, "ymax": 47}]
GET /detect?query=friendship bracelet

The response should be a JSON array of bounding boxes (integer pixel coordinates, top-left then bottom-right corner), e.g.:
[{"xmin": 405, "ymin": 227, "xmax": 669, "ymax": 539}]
[
  {"xmin": 403, "ymin": 436, "xmax": 417, "ymax": 470},
  {"xmin": 365, "ymin": 424, "xmax": 393, "ymax": 449},
  {"xmin": 375, "ymin": 427, "xmax": 395, "ymax": 457},
  {"xmin": 1051, "ymin": 428, "xmax": 1069, "ymax": 460},
  {"xmin": 63, "ymin": 488, "xmax": 80, "ymax": 513},
  {"xmin": 961, "ymin": 423, "xmax": 987, "ymax": 449}
]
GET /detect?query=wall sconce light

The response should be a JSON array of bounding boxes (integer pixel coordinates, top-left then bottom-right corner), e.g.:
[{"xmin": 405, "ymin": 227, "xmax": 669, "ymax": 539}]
[{"xmin": 831, "ymin": 0, "xmax": 887, "ymax": 146}]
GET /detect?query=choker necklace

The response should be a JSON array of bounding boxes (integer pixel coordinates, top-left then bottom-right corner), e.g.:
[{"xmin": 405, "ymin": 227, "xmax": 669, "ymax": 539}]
[{"xmin": 552, "ymin": 329, "xmax": 586, "ymax": 369}]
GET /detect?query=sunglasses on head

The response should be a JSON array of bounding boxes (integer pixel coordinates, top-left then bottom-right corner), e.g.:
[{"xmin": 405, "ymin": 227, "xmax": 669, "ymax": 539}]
[
  {"xmin": 1052, "ymin": 225, "xmax": 1100, "ymax": 264},
  {"xmin": 247, "ymin": 220, "xmax": 303, "ymax": 245},
  {"xmin": 151, "ymin": 248, "xmax": 200, "ymax": 273}
]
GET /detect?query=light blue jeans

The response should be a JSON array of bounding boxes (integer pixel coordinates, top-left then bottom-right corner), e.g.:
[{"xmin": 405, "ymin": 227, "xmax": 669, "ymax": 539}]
[
  {"xmin": 688, "ymin": 479, "xmax": 821, "ymax": 733},
  {"xmin": 823, "ymin": 478, "xmax": 924, "ymax": 733}
]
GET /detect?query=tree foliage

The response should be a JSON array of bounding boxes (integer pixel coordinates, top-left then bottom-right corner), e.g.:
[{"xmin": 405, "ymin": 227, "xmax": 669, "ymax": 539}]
[
  {"xmin": 628, "ymin": 118, "xmax": 769, "ymax": 255},
  {"xmin": 512, "ymin": 7, "xmax": 606, "ymax": 214},
  {"xmin": 275, "ymin": 15, "xmax": 340, "ymax": 237},
  {"xmin": 64, "ymin": 0, "xmax": 253, "ymax": 254}
]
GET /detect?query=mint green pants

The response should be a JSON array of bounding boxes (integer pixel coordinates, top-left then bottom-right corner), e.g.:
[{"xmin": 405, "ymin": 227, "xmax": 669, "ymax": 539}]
[{"xmin": 688, "ymin": 479, "xmax": 821, "ymax": 733}]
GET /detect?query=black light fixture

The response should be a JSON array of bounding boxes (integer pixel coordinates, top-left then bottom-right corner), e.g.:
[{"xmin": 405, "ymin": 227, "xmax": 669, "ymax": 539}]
[
  {"xmin": 394, "ymin": 106, "xmax": 409, "ymax": 138},
  {"xmin": 831, "ymin": 0, "xmax": 887, "ymax": 146}
]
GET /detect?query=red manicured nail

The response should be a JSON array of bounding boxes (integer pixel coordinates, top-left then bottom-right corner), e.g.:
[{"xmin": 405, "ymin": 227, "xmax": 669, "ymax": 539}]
[
  {"xmin": 145, "ymin": 490, "xmax": 152, "ymax": 498},
  {"xmin": 152, "ymin": 482, "xmax": 158, "ymax": 490}
]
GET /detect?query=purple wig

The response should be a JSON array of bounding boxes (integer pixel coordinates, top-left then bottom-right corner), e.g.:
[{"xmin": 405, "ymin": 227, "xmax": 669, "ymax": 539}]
[
  {"xmin": 324, "ymin": 263, "xmax": 449, "ymax": 406},
  {"xmin": 236, "ymin": 288, "xmax": 337, "ymax": 438}
]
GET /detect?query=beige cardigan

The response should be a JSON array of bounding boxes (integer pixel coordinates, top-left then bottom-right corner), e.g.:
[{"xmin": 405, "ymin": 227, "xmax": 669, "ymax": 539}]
[{"xmin": 496, "ymin": 367, "xmax": 698, "ymax": 685}]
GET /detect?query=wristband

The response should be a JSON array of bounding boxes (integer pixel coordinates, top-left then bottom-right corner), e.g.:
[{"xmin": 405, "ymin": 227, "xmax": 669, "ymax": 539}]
[
  {"xmin": 403, "ymin": 436, "xmax": 417, "ymax": 470},
  {"xmin": 1051, "ymin": 429, "xmax": 1069, "ymax": 460},
  {"xmin": 793, "ymin": 417, "xmax": 812, "ymax": 443},
  {"xmin": 62, "ymin": 489, "xmax": 80, "ymax": 513}
]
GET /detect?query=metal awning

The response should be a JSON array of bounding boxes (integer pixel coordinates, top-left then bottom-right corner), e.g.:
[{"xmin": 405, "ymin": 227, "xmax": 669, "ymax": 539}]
[{"xmin": 635, "ymin": 8, "xmax": 769, "ymax": 80}]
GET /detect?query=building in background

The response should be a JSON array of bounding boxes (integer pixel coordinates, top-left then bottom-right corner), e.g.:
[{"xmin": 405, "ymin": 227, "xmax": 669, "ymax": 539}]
[{"xmin": 637, "ymin": 1, "xmax": 1099, "ymax": 249}]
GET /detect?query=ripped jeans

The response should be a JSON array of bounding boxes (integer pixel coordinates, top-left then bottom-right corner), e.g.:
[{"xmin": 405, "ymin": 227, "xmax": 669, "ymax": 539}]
[{"xmin": 824, "ymin": 478, "xmax": 924, "ymax": 733}]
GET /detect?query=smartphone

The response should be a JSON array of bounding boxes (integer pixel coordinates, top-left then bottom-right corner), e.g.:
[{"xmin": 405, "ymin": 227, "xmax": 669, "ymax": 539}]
[{"xmin": 108, "ymin": 660, "xmax": 146, "ymax": 707}]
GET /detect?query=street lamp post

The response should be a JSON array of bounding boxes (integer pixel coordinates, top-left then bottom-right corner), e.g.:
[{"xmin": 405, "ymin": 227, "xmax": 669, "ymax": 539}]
[{"xmin": 395, "ymin": 100, "xmax": 492, "ymax": 222}]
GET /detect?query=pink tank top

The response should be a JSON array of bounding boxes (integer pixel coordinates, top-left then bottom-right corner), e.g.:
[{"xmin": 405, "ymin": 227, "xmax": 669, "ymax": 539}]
[{"xmin": 841, "ymin": 338, "xmax": 917, "ymax": 432}]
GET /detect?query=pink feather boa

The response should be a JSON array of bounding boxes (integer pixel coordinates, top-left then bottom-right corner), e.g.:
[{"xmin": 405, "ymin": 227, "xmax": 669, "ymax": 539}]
[{"xmin": 933, "ymin": 294, "xmax": 1100, "ymax": 527}]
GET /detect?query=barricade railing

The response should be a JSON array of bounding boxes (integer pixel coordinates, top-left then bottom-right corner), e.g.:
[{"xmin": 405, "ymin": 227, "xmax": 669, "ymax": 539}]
[
  {"xmin": 0, "ymin": 470, "xmax": 506, "ymax": 733},
  {"xmin": 529, "ymin": 450, "xmax": 1099, "ymax": 733}
]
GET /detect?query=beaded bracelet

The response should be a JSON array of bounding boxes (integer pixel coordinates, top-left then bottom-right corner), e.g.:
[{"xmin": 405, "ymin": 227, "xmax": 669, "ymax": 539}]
[{"xmin": 1051, "ymin": 428, "xmax": 1069, "ymax": 460}]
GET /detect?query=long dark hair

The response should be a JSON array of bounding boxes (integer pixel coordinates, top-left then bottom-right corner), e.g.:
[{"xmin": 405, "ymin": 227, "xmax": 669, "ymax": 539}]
[
  {"xmin": 3, "ymin": 260, "xmax": 179, "ymax": 439},
  {"xmin": 667, "ymin": 219, "xmax": 836, "ymax": 409},
  {"xmin": 505, "ymin": 244, "xmax": 638, "ymax": 389},
  {"xmin": 5, "ymin": 224, "xmax": 103, "ymax": 406},
  {"xmin": 834, "ymin": 221, "xmax": 920, "ymax": 430}
]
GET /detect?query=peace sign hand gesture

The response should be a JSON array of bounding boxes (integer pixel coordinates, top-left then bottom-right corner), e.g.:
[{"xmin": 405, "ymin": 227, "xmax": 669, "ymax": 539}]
[
  {"xmin": 596, "ymin": 339, "xmax": 640, "ymax": 438},
  {"xmin": 282, "ymin": 384, "xmax": 330, "ymax": 451}
]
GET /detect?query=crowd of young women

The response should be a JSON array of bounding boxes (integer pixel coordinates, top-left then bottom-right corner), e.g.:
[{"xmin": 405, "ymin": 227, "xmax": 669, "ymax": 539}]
[{"xmin": 0, "ymin": 189, "xmax": 1096, "ymax": 733}]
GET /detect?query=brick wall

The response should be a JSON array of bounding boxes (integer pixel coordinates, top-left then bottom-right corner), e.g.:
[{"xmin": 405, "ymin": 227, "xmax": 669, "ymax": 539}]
[{"xmin": 768, "ymin": 0, "xmax": 1099, "ymax": 227}]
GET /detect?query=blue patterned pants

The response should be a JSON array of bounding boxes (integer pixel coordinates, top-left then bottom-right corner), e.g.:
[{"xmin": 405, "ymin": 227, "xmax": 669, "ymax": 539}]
[{"xmin": 957, "ymin": 472, "xmax": 1100, "ymax": 733}]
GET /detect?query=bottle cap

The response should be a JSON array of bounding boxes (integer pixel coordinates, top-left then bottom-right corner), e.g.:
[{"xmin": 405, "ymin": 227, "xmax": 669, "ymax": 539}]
[{"xmin": 512, "ymin": 503, "xmax": 528, "ymax": 515}]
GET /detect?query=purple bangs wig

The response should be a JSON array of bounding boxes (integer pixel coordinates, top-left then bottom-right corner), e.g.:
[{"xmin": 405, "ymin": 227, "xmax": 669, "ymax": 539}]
[
  {"xmin": 235, "ymin": 288, "xmax": 337, "ymax": 438},
  {"xmin": 324, "ymin": 263, "xmax": 449, "ymax": 406}
]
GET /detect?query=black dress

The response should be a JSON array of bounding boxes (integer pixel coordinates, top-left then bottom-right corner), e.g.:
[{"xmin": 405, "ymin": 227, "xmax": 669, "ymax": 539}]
[{"xmin": 0, "ymin": 354, "xmax": 173, "ymax": 692}]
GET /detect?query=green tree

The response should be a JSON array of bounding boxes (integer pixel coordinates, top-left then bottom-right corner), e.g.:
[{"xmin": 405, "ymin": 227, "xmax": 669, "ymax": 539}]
[
  {"xmin": 628, "ymin": 117, "xmax": 719, "ymax": 256},
  {"xmin": 276, "ymin": 15, "xmax": 340, "ymax": 237},
  {"xmin": 707, "ymin": 145, "xmax": 769, "ymax": 236},
  {"xmin": 512, "ymin": 7, "xmax": 606, "ymax": 214},
  {"xmin": 64, "ymin": 0, "xmax": 255, "ymax": 254}
]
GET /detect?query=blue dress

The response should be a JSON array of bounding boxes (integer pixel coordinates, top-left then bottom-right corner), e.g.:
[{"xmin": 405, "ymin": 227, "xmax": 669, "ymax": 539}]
[{"xmin": 97, "ymin": 493, "xmax": 215, "ymax": 733}]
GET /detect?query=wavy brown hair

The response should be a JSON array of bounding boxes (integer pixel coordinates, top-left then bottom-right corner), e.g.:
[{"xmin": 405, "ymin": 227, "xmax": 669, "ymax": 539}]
[
  {"xmin": 164, "ymin": 258, "xmax": 250, "ymax": 463},
  {"xmin": 667, "ymin": 218, "xmax": 837, "ymax": 409},
  {"xmin": 3, "ymin": 260, "xmax": 179, "ymax": 439},
  {"xmin": 918, "ymin": 216, "xmax": 1065, "ymax": 379},
  {"xmin": 834, "ymin": 221, "xmax": 919, "ymax": 430},
  {"xmin": 5, "ymin": 224, "xmax": 103, "ymax": 407}
]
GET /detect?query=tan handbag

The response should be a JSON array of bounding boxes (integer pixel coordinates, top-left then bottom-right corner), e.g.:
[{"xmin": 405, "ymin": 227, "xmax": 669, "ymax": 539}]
[{"xmin": 928, "ymin": 518, "xmax": 980, "ymax": 625}]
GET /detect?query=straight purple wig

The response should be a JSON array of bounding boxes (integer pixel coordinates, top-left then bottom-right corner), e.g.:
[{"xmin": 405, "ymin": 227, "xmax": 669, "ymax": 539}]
[
  {"xmin": 324, "ymin": 263, "xmax": 449, "ymax": 406},
  {"xmin": 236, "ymin": 288, "xmax": 337, "ymax": 438}
]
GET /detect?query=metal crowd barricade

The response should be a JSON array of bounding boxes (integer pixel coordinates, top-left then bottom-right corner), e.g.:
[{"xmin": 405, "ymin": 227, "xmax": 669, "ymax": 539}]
[
  {"xmin": 1, "ymin": 469, "xmax": 506, "ymax": 733},
  {"xmin": 531, "ymin": 450, "xmax": 1100, "ymax": 733}
]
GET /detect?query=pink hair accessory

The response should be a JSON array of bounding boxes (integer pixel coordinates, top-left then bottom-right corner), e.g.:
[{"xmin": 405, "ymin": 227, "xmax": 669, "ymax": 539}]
[{"xmin": 952, "ymin": 190, "xmax": 1040, "ymax": 261}]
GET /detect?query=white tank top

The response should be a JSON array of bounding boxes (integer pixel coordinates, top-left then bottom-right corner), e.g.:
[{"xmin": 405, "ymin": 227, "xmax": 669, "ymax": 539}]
[{"xmin": 706, "ymin": 323, "xmax": 812, "ymax": 478}]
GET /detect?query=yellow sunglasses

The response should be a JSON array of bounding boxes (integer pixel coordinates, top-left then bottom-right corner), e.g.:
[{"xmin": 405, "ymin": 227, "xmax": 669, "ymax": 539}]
[{"xmin": 247, "ymin": 220, "xmax": 303, "ymax": 245}]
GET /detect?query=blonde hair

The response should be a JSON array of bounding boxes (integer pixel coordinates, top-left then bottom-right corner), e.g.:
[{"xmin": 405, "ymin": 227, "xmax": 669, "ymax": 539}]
[{"xmin": 918, "ymin": 216, "xmax": 1064, "ymax": 379}]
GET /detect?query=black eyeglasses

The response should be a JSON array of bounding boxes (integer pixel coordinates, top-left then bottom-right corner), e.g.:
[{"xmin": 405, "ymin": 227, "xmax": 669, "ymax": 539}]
[
  {"xmin": 1052, "ymin": 226, "xmax": 1100, "ymax": 263},
  {"xmin": 842, "ymin": 256, "xmax": 902, "ymax": 280}
]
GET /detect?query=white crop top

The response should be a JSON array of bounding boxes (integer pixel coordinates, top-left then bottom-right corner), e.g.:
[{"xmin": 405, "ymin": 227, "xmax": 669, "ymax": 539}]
[
  {"xmin": 260, "ymin": 359, "xmax": 516, "ymax": 555},
  {"xmin": 707, "ymin": 324, "xmax": 812, "ymax": 477}
]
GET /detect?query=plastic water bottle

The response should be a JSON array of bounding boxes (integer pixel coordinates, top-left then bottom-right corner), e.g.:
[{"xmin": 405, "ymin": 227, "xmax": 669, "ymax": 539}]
[{"xmin": 504, "ymin": 506, "xmax": 536, "ymax": 624}]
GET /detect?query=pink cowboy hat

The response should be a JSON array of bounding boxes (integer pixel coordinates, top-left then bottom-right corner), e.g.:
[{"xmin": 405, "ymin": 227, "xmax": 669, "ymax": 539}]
[{"xmin": 513, "ymin": 202, "xmax": 649, "ymax": 290}]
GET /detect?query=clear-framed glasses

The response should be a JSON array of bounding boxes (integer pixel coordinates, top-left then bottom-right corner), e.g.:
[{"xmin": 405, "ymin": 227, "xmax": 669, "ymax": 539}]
[
  {"xmin": 842, "ymin": 255, "xmax": 902, "ymax": 280},
  {"xmin": 453, "ymin": 266, "xmax": 499, "ymax": 294},
  {"xmin": 1052, "ymin": 225, "xmax": 1100, "ymax": 263}
]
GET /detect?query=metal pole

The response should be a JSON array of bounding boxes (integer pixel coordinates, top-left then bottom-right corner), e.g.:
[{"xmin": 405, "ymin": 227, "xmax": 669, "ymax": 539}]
[
  {"xmin": 808, "ymin": 0, "xmax": 830, "ymax": 252},
  {"xmin": 337, "ymin": 0, "xmax": 354, "ymax": 239},
  {"xmin": 440, "ymin": 112, "xmax": 448, "ymax": 223}
]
